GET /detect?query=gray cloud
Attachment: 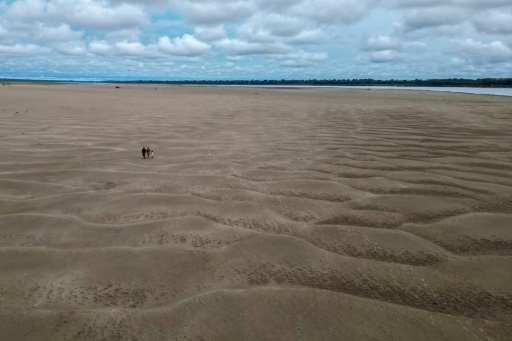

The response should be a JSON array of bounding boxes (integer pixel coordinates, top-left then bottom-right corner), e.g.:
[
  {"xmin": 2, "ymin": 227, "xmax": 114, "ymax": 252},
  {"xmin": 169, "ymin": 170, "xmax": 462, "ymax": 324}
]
[
  {"xmin": 215, "ymin": 39, "xmax": 292, "ymax": 55},
  {"xmin": 402, "ymin": 7, "xmax": 466, "ymax": 31},
  {"xmin": 171, "ymin": 0, "xmax": 254, "ymax": 25},
  {"xmin": 390, "ymin": 0, "xmax": 512, "ymax": 9},
  {"xmin": 4, "ymin": 0, "xmax": 148, "ymax": 31},
  {"xmin": 473, "ymin": 11, "xmax": 512, "ymax": 34},
  {"xmin": 259, "ymin": 15, "xmax": 305, "ymax": 37},
  {"xmin": 0, "ymin": 24, "xmax": 12, "ymax": 43},
  {"xmin": 194, "ymin": 26, "xmax": 227, "ymax": 42},
  {"xmin": 108, "ymin": 0, "xmax": 172, "ymax": 9},
  {"xmin": 295, "ymin": 0, "xmax": 376, "ymax": 25}
]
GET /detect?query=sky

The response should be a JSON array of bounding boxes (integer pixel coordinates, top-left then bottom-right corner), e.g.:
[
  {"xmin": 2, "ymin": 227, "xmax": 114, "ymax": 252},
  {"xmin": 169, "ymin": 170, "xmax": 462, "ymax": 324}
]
[{"xmin": 0, "ymin": 0, "xmax": 511, "ymax": 80}]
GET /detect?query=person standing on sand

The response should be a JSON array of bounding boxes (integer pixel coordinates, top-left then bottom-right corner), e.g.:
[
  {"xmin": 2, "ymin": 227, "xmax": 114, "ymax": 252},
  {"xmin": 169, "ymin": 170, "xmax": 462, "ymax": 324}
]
[
  {"xmin": 150, "ymin": 150, "xmax": 154, "ymax": 159},
  {"xmin": 142, "ymin": 146, "xmax": 146, "ymax": 159}
]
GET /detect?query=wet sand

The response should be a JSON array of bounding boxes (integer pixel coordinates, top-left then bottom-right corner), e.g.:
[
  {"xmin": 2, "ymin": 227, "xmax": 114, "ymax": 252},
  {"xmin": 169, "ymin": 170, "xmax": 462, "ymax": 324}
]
[{"xmin": 0, "ymin": 84, "xmax": 511, "ymax": 340}]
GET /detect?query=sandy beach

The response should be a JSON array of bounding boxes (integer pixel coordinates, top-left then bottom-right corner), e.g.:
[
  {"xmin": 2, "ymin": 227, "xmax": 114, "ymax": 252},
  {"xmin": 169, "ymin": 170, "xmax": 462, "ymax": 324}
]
[{"xmin": 0, "ymin": 84, "xmax": 511, "ymax": 340}]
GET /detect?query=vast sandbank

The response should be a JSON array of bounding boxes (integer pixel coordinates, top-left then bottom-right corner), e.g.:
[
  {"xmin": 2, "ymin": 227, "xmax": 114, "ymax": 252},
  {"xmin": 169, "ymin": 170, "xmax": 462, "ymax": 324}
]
[{"xmin": 0, "ymin": 84, "xmax": 511, "ymax": 340}]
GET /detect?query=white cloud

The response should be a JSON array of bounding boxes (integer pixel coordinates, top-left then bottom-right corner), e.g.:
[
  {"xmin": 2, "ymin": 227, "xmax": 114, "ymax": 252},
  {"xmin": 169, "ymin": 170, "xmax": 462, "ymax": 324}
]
[
  {"xmin": 0, "ymin": 43, "xmax": 50, "ymax": 55},
  {"xmin": 363, "ymin": 35, "xmax": 402, "ymax": 51},
  {"xmin": 4, "ymin": 0, "xmax": 147, "ymax": 31},
  {"xmin": 451, "ymin": 39, "xmax": 512, "ymax": 63},
  {"xmin": 227, "ymin": 55, "xmax": 244, "ymax": 62},
  {"xmin": 52, "ymin": 41, "xmax": 87, "ymax": 56},
  {"xmin": 115, "ymin": 41, "xmax": 147, "ymax": 56},
  {"xmin": 238, "ymin": 25, "xmax": 277, "ymax": 44},
  {"xmin": 359, "ymin": 35, "xmax": 426, "ymax": 64},
  {"xmin": 4, "ymin": 0, "xmax": 47, "ymax": 24},
  {"xmin": 1, "ymin": 0, "xmax": 512, "ymax": 79},
  {"xmin": 105, "ymin": 29, "xmax": 141, "ymax": 43},
  {"xmin": 368, "ymin": 50, "xmax": 406, "ymax": 63},
  {"xmin": 158, "ymin": 34, "xmax": 211, "ymax": 56},
  {"xmin": 89, "ymin": 40, "xmax": 113, "ymax": 55},
  {"xmin": 274, "ymin": 51, "xmax": 328, "ymax": 67},
  {"xmin": 404, "ymin": 41, "xmax": 427, "ymax": 52},
  {"xmin": 236, "ymin": 14, "xmax": 323, "ymax": 46},
  {"xmin": 33, "ymin": 24, "xmax": 83, "ymax": 43},
  {"xmin": 287, "ymin": 29, "xmax": 324, "ymax": 45},
  {"xmin": 55, "ymin": 2, "xmax": 148, "ymax": 31}
]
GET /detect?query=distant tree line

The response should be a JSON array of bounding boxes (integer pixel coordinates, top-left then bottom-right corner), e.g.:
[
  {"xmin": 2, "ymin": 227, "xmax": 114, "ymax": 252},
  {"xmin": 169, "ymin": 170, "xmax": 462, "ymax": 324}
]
[
  {"xmin": 2, "ymin": 78, "xmax": 512, "ymax": 87},
  {"xmin": 111, "ymin": 78, "xmax": 512, "ymax": 87}
]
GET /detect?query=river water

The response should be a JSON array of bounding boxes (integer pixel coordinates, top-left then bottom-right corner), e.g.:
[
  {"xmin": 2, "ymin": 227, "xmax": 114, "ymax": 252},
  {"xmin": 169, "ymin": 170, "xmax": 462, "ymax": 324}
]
[
  {"xmin": 224, "ymin": 85, "xmax": 512, "ymax": 97},
  {"xmin": 339, "ymin": 86, "xmax": 512, "ymax": 97}
]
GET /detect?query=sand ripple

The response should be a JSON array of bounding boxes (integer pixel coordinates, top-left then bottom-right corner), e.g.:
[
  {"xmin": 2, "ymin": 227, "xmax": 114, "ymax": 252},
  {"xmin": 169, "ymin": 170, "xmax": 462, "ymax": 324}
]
[{"xmin": 1, "ymin": 84, "xmax": 511, "ymax": 340}]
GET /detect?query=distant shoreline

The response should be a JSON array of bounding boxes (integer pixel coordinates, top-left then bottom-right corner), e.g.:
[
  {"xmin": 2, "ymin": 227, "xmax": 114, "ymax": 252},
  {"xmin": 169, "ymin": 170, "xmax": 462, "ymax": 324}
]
[
  {"xmin": 1, "ymin": 78, "xmax": 512, "ymax": 88},
  {"xmin": 3, "ymin": 79, "xmax": 512, "ymax": 96}
]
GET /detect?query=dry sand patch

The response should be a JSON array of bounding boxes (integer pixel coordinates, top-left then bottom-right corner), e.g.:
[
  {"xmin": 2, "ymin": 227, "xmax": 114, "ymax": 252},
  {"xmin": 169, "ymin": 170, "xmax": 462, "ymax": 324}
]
[{"xmin": 1, "ymin": 84, "xmax": 511, "ymax": 340}]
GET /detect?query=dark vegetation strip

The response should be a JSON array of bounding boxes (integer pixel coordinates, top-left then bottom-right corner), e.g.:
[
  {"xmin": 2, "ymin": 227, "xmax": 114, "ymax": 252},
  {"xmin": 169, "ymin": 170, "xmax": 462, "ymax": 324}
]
[{"xmin": 2, "ymin": 78, "xmax": 512, "ymax": 87}]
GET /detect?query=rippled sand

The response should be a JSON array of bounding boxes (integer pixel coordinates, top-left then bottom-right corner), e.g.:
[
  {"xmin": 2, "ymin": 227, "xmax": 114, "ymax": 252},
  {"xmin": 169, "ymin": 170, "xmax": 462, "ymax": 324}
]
[{"xmin": 1, "ymin": 84, "xmax": 511, "ymax": 340}]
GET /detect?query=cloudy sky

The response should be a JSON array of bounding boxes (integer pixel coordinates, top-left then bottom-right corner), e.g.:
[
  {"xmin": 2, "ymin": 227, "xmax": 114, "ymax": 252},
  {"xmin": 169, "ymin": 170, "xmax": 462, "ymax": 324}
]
[{"xmin": 1, "ymin": 0, "xmax": 511, "ymax": 80}]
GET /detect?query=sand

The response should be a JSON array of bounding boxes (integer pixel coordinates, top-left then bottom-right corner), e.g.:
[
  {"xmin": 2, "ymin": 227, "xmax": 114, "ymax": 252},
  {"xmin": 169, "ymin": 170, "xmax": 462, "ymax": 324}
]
[{"xmin": 0, "ymin": 84, "xmax": 511, "ymax": 340}]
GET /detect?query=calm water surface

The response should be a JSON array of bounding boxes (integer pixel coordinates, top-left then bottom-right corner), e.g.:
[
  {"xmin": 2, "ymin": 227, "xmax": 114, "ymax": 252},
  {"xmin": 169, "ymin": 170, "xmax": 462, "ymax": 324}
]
[
  {"xmin": 227, "ymin": 85, "xmax": 512, "ymax": 97},
  {"xmin": 341, "ymin": 86, "xmax": 512, "ymax": 97}
]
